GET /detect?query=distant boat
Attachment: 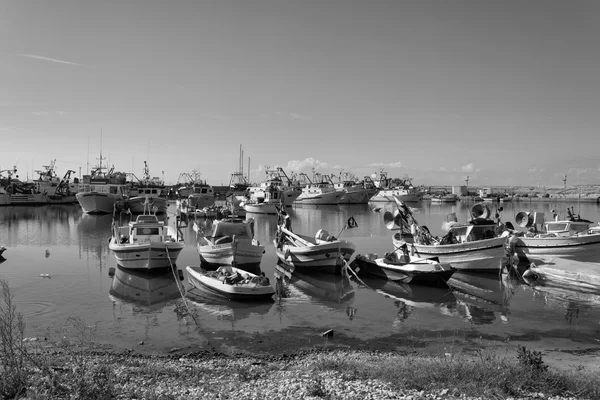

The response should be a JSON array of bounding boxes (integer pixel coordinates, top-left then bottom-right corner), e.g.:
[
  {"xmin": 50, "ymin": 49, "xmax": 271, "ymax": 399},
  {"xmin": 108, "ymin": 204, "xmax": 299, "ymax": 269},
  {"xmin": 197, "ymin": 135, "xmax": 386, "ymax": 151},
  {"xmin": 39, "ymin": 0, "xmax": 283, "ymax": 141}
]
[
  {"xmin": 369, "ymin": 170, "xmax": 423, "ymax": 203},
  {"xmin": 430, "ymin": 194, "xmax": 458, "ymax": 203},
  {"xmin": 76, "ymin": 153, "xmax": 129, "ymax": 214},
  {"xmin": 244, "ymin": 167, "xmax": 302, "ymax": 207},
  {"xmin": 176, "ymin": 171, "xmax": 216, "ymax": 209},
  {"xmin": 5, "ymin": 160, "xmax": 78, "ymax": 205},
  {"xmin": 126, "ymin": 161, "xmax": 168, "ymax": 214},
  {"xmin": 293, "ymin": 172, "xmax": 342, "ymax": 206}
]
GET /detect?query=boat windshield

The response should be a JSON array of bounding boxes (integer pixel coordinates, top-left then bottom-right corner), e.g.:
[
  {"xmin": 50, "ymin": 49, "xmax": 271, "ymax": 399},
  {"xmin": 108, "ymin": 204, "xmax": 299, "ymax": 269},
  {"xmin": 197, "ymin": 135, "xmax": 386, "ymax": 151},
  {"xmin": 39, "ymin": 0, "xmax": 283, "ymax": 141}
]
[
  {"xmin": 214, "ymin": 224, "xmax": 249, "ymax": 237},
  {"xmin": 545, "ymin": 223, "xmax": 569, "ymax": 232}
]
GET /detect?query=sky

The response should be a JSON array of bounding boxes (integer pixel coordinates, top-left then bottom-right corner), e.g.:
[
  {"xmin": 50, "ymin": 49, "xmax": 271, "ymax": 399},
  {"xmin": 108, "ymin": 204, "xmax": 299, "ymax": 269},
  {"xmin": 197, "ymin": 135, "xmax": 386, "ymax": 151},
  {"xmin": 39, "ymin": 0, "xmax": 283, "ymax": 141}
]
[{"xmin": 1, "ymin": 0, "xmax": 600, "ymax": 188}]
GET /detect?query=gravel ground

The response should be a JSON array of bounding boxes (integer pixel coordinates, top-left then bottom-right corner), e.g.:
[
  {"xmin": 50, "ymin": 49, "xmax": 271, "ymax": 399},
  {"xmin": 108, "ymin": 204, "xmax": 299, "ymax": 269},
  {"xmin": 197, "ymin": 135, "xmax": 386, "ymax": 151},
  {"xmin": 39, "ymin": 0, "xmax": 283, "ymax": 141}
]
[{"xmin": 23, "ymin": 348, "xmax": 589, "ymax": 400}]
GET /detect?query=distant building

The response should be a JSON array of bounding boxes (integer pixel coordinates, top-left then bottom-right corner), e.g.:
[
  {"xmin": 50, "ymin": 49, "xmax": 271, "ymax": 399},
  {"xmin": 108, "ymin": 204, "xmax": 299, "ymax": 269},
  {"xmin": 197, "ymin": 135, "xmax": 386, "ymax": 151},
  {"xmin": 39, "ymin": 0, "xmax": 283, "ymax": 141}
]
[
  {"xmin": 479, "ymin": 187, "xmax": 495, "ymax": 197},
  {"xmin": 452, "ymin": 185, "xmax": 468, "ymax": 196}
]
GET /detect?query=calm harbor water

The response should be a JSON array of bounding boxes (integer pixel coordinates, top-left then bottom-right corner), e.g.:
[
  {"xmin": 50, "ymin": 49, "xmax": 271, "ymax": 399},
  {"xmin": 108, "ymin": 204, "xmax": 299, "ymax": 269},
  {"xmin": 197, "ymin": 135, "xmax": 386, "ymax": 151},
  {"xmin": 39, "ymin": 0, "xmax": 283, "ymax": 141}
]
[{"xmin": 1, "ymin": 199, "xmax": 600, "ymax": 353}]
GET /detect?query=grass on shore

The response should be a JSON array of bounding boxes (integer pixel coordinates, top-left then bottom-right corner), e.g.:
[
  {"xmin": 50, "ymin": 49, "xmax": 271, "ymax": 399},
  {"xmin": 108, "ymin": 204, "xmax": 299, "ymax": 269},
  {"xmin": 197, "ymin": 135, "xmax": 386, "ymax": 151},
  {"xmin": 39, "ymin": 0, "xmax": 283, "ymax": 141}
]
[{"xmin": 2, "ymin": 278, "xmax": 600, "ymax": 399}]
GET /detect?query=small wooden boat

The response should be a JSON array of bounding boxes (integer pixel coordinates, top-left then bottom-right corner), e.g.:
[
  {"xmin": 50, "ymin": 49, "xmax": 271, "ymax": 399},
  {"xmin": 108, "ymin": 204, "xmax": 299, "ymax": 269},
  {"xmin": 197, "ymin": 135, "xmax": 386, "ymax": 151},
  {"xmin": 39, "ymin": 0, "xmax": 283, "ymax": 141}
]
[
  {"xmin": 109, "ymin": 206, "xmax": 185, "ymax": 270},
  {"xmin": 390, "ymin": 198, "xmax": 507, "ymax": 272},
  {"xmin": 273, "ymin": 225, "xmax": 356, "ymax": 274},
  {"xmin": 186, "ymin": 265, "xmax": 275, "ymax": 301},
  {"xmin": 352, "ymin": 252, "xmax": 455, "ymax": 287},
  {"xmin": 194, "ymin": 217, "xmax": 264, "ymax": 269}
]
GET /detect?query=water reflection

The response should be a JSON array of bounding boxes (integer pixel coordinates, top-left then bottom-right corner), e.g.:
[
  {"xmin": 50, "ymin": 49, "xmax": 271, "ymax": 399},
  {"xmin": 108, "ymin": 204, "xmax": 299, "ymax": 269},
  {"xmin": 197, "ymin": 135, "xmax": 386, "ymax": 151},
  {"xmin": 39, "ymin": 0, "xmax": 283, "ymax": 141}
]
[
  {"xmin": 185, "ymin": 289, "xmax": 274, "ymax": 328},
  {"xmin": 289, "ymin": 270, "xmax": 355, "ymax": 309},
  {"xmin": 358, "ymin": 274, "xmax": 457, "ymax": 323},
  {"xmin": 108, "ymin": 265, "xmax": 185, "ymax": 308},
  {"xmin": 447, "ymin": 272, "xmax": 516, "ymax": 325}
]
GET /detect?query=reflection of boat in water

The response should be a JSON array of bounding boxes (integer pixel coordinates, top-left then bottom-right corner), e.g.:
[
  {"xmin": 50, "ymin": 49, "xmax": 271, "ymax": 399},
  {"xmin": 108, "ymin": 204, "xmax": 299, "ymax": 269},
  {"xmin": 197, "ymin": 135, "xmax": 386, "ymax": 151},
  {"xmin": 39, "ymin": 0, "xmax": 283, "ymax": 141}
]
[
  {"xmin": 358, "ymin": 274, "xmax": 457, "ymax": 321},
  {"xmin": 108, "ymin": 265, "xmax": 185, "ymax": 307},
  {"xmin": 447, "ymin": 271, "xmax": 513, "ymax": 324},
  {"xmin": 77, "ymin": 213, "xmax": 114, "ymax": 236},
  {"xmin": 186, "ymin": 289, "xmax": 274, "ymax": 324},
  {"xmin": 289, "ymin": 267, "xmax": 355, "ymax": 308}
]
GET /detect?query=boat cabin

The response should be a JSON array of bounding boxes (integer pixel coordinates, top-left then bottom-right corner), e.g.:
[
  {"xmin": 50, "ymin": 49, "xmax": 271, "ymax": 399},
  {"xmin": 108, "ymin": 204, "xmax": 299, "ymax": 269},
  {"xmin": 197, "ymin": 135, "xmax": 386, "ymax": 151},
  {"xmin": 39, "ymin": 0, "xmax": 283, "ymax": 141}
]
[
  {"xmin": 211, "ymin": 218, "xmax": 255, "ymax": 240},
  {"xmin": 115, "ymin": 214, "xmax": 173, "ymax": 244},
  {"xmin": 544, "ymin": 220, "xmax": 592, "ymax": 236},
  {"xmin": 439, "ymin": 220, "xmax": 497, "ymax": 244}
]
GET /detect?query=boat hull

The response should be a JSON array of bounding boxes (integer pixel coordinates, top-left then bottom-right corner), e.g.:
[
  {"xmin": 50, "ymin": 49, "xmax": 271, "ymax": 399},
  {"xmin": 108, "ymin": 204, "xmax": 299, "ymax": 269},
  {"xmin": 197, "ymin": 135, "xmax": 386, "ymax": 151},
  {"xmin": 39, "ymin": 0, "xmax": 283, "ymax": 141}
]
[
  {"xmin": 186, "ymin": 266, "xmax": 275, "ymax": 301},
  {"xmin": 197, "ymin": 241, "xmax": 265, "ymax": 269},
  {"xmin": 399, "ymin": 237, "xmax": 507, "ymax": 272},
  {"xmin": 77, "ymin": 192, "xmax": 125, "ymax": 214},
  {"xmin": 522, "ymin": 259, "xmax": 600, "ymax": 294},
  {"xmin": 338, "ymin": 189, "xmax": 370, "ymax": 204},
  {"xmin": 244, "ymin": 202, "xmax": 279, "ymax": 214},
  {"xmin": 273, "ymin": 238, "xmax": 356, "ymax": 274},
  {"xmin": 370, "ymin": 190, "xmax": 422, "ymax": 203},
  {"xmin": 109, "ymin": 241, "xmax": 185, "ymax": 270},
  {"xmin": 127, "ymin": 196, "xmax": 168, "ymax": 214},
  {"xmin": 352, "ymin": 254, "xmax": 455, "ymax": 286},
  {"xmin": 294, "ymin": 190, "xmax": 342, "ymax": 205},
  {"xmin": 510, "ymin": 233, "xmax": 600, "ymax": 262},
  {"xmin": 8, "ymin": 193, "xmax": 77, "ymax": 205}
]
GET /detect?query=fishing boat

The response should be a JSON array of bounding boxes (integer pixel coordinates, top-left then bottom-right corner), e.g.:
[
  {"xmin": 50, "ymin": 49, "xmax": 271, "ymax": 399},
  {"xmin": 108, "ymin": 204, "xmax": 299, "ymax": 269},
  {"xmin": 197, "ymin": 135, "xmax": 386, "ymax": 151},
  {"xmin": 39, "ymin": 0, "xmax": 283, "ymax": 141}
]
[
  {"xmin": 331, "ymin": 174, "xmax": 371, "ymax": 204},
  {"xmin": 507, "ymin": 207, "xmax": 600, "ymax": 263},
  {"xmin": 126, "ymin": 161, "xmax": 168, "ymax": 214},
  {"xmin": 176, "ymin": 171, "xmax": 216, "ymax": 209},
  {"xmin": 430, "ymin": 194, "xmax": 458, "ymax": 203},
  {"xmin": 5, "ymin": 160, "xmax": 79, "ymax": 205},
  {"xmin": 244, "ymin": 167, "xmax": 302, "ymax": 207},
  {"xmin": 293, "ymin": 172, "xmax": 342, "ymax": 206},
  {"xmin": 243, "ymin": 184, "xmax": 283, "ymax": 214},
  {"xmin": 76, "ymin": 152, "xmax": 129, "ymax": 214},
  {"xmin": 108, "ymin": 265, "xmax": 185, "ymax": 307},
  {"xmin": 193, "ymin": 217, "xmax": 264, "ymax": 269},
  {"xmin": 273, "ymin": 216, "xmax": 356, "ymax": 274},
  {"xmin": 352, "ymin": 251, "xmax": 454, "ymax": 287},
  {"xmin": 186, "ymin": 265, "xmax": 275, "ymax": 301},
  {"xmin": 108, "ymin": 202, "xmax": 185, "ymax": 270},
  {"xmin": 369, "ymin": 170, "xmax": 423, "ymax": 203},
  {"xmin": 388, "ymin": 197, "xmax": 508, "ymax": 272}
]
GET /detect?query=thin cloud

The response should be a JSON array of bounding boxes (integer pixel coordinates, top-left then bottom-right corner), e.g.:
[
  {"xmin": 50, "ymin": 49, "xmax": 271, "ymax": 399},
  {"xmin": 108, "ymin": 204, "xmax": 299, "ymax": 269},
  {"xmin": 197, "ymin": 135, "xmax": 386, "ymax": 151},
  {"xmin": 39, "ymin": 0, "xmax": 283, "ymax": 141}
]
[
  {"xmin": 31, "ymin": 111, "xmax": 67, "ymax": 116},
  {"xmin": 285, "ymin": 158, "xmax": 332, "ymax": 173},
  {"xmin": 17, "ymin": 54, "xmax": 89, "ymax": 67},
  {"xmin": 368, "ymin": 161, "xmax": 402, "ymax": 168}
]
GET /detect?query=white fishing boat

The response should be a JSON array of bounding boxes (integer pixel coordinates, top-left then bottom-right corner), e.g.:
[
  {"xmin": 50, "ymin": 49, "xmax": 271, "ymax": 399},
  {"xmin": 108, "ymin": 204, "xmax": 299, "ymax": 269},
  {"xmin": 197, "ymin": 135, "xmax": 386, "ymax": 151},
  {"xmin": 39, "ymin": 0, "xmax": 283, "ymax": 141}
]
[
  {"xmin": 331, "ymin": 172, "xmax": 371, "ymax": 204},
  {"xmin": 352, "ymin": 251, "xmax": 455, "ymax": 286},
  {"xmin": 507, "ymin": 207, "xmax": 600, "ymax": 262},
  {"xmin": 273, "ymin": 218, "xmax": 356, "ymax": 274},
  {"xmin": 186, "ymin": 265, "xmax": 275, "ymax": 301},
  {"xmin": 244, "ymin": 167, "xmax": 302, "ymax": 207},
  {"xmin": 293, "ymin": 172, "xmax": 342, "ymax": 206},
  {"xmin": 194, "ymin": 217, "xmax": 264, "ymax": 269},
  {"xmin": 369, "ymin": 170, "xmax": 423, "ymax": 203},
  {"xmin": 176, "ymin": 171, "xmax": 216, "ymax": 209},
  {"xmin": 5, "ymin": 160, "xmax": 79, "ymax": 205},
  {"xmin": 430, "ymin": 194, "xmax": 458, "ymax": 203},
  {"xmin": 76, "ymin": 152, "xmax": 129, "ymax": 214},
  {"xmin": 243, "ymin": 184, "xmax": 283, "ymax": 215},
  {"xmin": 388, "ymin": 198, "xmax": 507, "ymax": 272},
  {"xmin": 109, "ymin": 204, "xmax": 185, "ymax": 270},
  {"xmin": 126, "ymin": 161, "xmax": 168, "ymax": 214}
]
